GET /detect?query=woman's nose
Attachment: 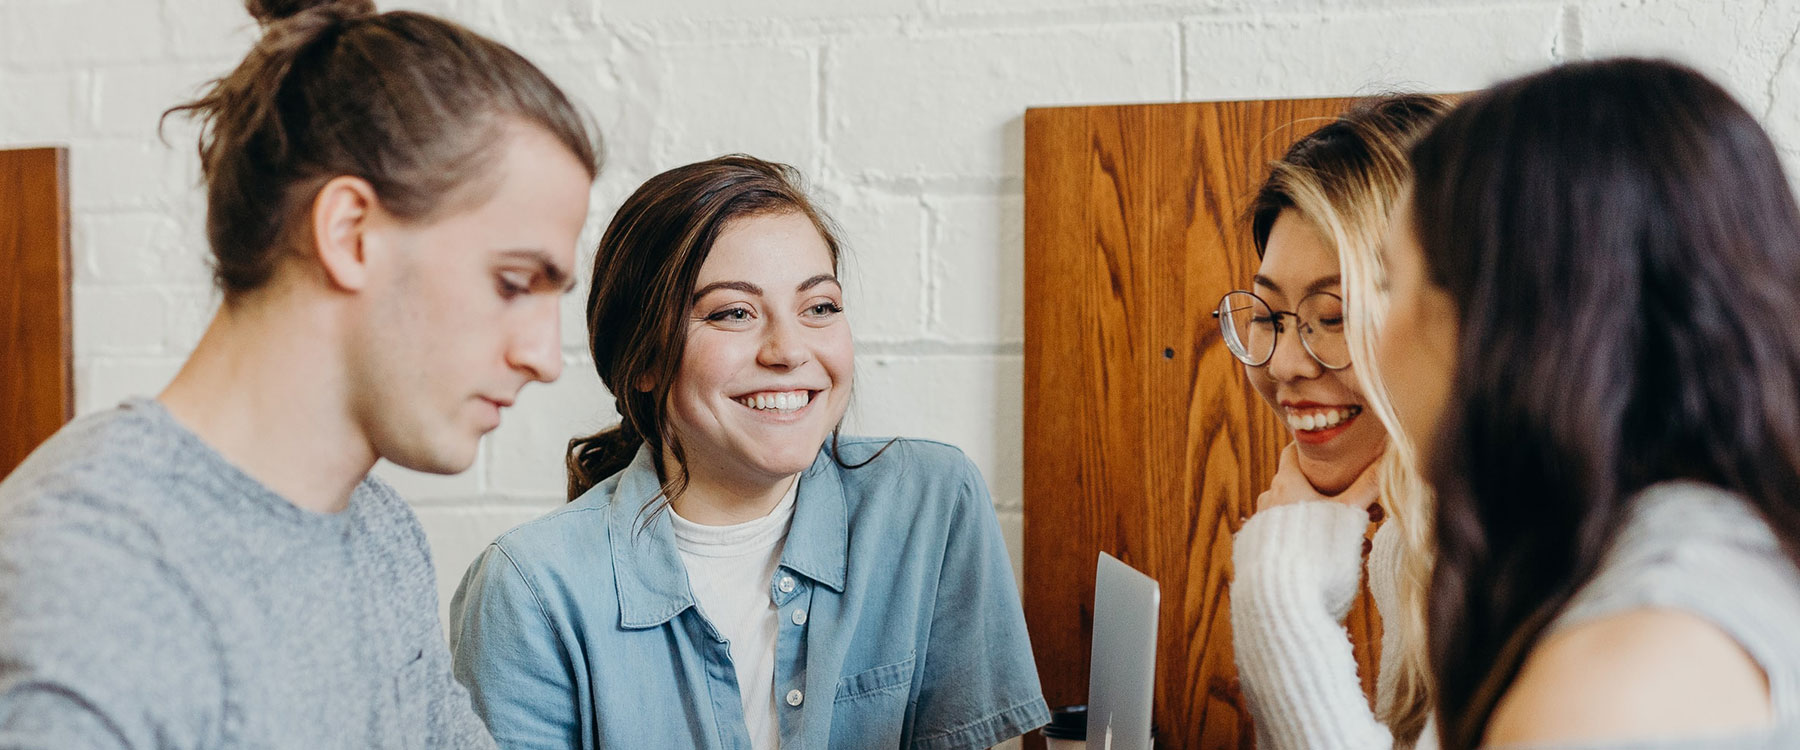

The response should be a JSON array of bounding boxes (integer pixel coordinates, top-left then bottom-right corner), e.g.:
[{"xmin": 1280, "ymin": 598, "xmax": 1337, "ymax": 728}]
[
  {"xmin": 1266, "ymin": 325, "xmax": 1322, "ymax": 381},
  {"xmin": 758, "ymin": 316, "xmax": 810, "ymax": 370}
]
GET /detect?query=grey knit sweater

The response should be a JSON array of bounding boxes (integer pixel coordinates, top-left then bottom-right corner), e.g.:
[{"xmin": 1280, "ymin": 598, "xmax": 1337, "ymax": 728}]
[{"xmin": 0, "ymin": 399, "xmax": 495, "ymax": 749}]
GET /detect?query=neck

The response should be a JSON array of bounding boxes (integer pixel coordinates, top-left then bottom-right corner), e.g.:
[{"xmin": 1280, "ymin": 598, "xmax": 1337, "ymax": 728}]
[
  {"xmin": 158, "ymin": 289, "xmax": 374, "ymax": 513},
  {"xmin": 666, "ymin": 449, "xmax": 798, "ymax": 526}
]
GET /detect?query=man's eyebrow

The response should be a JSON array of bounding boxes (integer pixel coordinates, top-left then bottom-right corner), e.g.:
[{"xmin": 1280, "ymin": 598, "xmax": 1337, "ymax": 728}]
[
  {"xmin": 498, "ymin": 249, "xmax": 576, "ymax": 292},
  {"xmin": 797, "ymin": 274, "xmax": 839, "ymax": 292},
  {"xmin": 692, "ymin": 280, "xmax": 763, "ymax": 304}
]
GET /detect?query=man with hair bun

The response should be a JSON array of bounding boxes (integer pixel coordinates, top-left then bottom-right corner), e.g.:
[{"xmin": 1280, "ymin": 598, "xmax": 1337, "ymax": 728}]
[{"xmin": 0, "ymin": 0, "xmax": 598, "ymax": 747}]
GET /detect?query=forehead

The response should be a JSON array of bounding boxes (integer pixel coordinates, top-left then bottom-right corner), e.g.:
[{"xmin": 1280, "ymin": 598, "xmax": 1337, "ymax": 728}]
[
  {"xmin": 1255, "ymin": 210, "xmax": 1339, "ymax": 294},
  {"xmin": 697, "ymin": 211, "xmax": 835, "ymax": 285},
  {"xmin": 444, "ymin": 123, "xmax": 590, "ymax": 269}
]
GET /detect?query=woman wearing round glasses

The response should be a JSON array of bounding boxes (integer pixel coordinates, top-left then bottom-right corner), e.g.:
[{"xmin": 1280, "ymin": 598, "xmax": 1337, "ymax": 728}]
[{"xmin": 1220, "ymin": 95, "xmax": 1451, "ymax": 749}]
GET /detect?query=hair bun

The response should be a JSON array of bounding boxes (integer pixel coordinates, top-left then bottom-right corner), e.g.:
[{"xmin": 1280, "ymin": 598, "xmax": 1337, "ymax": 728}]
[{"xmin": 245, "ymin": 0, "xmax": 375, "ymax": 25}]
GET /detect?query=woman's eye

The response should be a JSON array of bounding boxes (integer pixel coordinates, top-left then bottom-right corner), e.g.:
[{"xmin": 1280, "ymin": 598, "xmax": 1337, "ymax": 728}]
[
  {"xmin": 707, "ymin": 307, "xmax": 753, "ymax": 322},
  {"xmin": 496, "ymin": 274, "xmax": 530, "ymax": 299},
  {"xmin": 808, "ymin": 302, "xmax": 844, "ymax": 316}
]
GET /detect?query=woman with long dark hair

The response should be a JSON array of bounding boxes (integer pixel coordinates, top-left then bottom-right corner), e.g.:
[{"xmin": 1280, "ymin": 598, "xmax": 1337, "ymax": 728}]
[
  {"xmin": 1379, "ymin": 58, "xmax": 1800, "ymax": 748},
  {"xmin": 449, "ymin": 155, "xmax": 1048, "ymax": 749}
]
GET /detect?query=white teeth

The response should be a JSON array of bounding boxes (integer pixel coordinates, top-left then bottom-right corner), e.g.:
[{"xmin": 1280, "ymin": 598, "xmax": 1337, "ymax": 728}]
[
  {"xmin": 740, "ymin": 391, "xmax": 811, "ymax": 413},
  {"xmin": 1286, "ymin": 406, "xmax": 1360, "ymax": 432}
]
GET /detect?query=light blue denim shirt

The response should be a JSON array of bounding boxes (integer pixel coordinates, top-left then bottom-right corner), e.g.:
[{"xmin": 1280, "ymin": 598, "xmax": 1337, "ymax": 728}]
[{"xmin": 448, "ymin": 436, "xmax": 1049, "ymax": 750}]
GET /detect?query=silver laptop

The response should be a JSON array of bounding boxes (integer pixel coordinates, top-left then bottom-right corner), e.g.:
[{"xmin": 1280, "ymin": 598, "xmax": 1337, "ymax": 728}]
[{"xmin": 1086, "ymin": 552, "xmax": 1160, "ymax": 749}]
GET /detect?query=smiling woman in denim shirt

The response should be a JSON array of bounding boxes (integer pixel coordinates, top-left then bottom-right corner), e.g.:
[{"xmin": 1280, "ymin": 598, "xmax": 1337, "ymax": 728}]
[{"xmin": 448, "ymin": 154, "xmax": 1050, "ymax": 750}]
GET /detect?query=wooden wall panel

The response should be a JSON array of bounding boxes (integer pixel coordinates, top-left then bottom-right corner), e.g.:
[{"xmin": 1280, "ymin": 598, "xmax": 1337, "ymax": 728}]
[
  {"xmin": 1023, "ymin": 99, "xmax": 1379, "ymax": 749},
  {"xmin": 1, "ymin": 147, "xmax": 72, "ymax": 478}
]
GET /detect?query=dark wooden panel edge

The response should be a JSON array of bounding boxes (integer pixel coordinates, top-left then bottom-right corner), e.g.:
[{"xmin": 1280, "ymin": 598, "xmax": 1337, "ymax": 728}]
[{"xmin": 1, "ymin": 146, "xmax": 73, "ymax": 478}]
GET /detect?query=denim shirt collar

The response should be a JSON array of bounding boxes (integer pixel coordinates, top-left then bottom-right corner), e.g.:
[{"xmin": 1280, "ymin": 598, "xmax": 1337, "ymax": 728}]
[{"xmin": 606, "ymin": 444, "xmax": 849, "ymax": 630}]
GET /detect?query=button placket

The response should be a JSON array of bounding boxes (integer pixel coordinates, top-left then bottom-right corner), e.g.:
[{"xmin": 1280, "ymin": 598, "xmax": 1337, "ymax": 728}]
[{"xmin": 771, "ymin": 569, "xmax": 803, "ymax": 606}]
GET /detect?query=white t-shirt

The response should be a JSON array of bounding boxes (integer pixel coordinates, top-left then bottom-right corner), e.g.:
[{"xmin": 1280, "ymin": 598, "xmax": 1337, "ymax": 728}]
[{"xmin": 671, "ymin": 478, "xmax": 799, "ymax": 750}]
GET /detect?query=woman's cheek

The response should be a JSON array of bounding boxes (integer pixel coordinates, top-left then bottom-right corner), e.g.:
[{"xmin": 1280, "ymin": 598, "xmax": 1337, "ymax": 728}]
[{"xmin": 1246, "ymin": 364, "xmax": 1280, "ymax": 410}]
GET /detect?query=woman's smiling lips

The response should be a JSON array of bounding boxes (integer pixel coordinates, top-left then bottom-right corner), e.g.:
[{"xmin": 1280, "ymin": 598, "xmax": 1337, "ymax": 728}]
[
  {"xmin": 733, "ymin": 388, "xmax": 819, "ymax": 416},
  {"xmin": 1281, "ymin": 400, "xmax": 1364, "ymax": 445}
]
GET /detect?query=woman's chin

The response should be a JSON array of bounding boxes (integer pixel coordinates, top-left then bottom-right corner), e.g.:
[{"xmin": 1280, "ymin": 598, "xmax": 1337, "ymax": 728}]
[{"xmin": 1292, "ymin": 443, "xmax": 1380, "ymax": 495}]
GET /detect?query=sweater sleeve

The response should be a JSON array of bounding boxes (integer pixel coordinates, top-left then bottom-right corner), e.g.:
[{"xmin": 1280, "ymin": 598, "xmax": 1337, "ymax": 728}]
[{"xmin": 1231, "ymin": 501, "xmax": 1394, "ymax": 750}]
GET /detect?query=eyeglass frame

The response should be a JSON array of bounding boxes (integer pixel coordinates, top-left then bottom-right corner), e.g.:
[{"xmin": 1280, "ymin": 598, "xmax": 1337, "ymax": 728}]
[{"xmin": 1210, "ymin": 289, "xmax": 1351, "ymax": 371}]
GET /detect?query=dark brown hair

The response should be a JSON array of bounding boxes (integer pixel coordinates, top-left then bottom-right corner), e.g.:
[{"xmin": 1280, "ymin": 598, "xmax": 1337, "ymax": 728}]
[
  {"xmin": 164, "ymin": 0, "xmax": 599, "ymax": 299},
  {"xmin": 566, "ymin": 154, "xmax": 857, "ymax": 506},
  {"xmin": 1410, "ymin": 58, "xmax": 1800, "ymax": 748}
]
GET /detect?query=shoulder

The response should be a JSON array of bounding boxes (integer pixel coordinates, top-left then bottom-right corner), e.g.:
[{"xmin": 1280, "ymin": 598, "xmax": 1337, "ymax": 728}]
[
  {"xmin": 2, "ymin": 404, "xmax": 179, "ymax": 511},
  {"xmin": 1487, "ymin": 607, "xmax": 1771, "ymax": 745},
  {"xmin": 823, "ymin": 436, "xmax": 992, "ymax": 520},
  {"xmin": 830, "ymin": 434, "xmax": 971, "ymax": 467},
  {"xmin": 0, "ymin": 416, "xmax": 226, "ymax": 712},
  {"xmin": 452, "ymin": 498, "xmax": 622, "ymax": 635},
  {"xmin": 820, "ymin": 437, "xmax": 1001, "ymax": 545},
  {"xmin": 1560, "ymin": 482, "xmax": 1800, "ymax": 664},
  {"xmin": 486, "ymin": 489, "xmax": 620, "ymax": 577},
  {"xmin": 0, "ymin": 406, "xmax": 186, "ymax": 558},
  {"xmin": 827, "ymin": 436, "xmax": 982, "ymax": 491}
]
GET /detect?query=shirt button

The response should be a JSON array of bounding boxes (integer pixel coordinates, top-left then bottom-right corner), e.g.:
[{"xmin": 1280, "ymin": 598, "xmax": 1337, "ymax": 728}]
[
  {"xmin": 778, "ymin": 576, "xmax": 795, "ymax": 593},
  {"xmin": 791, "ymin": 608, "xmax": 808, "ymax": 626},
  {"xmin": 785, "ymin": 689, "xmax": 804, "ymax": 707}
]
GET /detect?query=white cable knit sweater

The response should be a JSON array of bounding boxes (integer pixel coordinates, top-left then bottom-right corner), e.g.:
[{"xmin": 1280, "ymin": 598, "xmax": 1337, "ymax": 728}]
[{"xmin": 1231, "ymin": 501, "xmax": 1432, "ymax": 750}]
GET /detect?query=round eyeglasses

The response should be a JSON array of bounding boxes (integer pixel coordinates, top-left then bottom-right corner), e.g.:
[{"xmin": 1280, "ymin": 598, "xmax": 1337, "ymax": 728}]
[{"xmin": 1212, "ymin": 290, "xmax": 1350, "ymax": 370}]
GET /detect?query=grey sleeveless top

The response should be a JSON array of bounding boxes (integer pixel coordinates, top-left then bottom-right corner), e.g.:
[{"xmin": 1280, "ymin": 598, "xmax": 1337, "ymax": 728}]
[{"xmin": 1537, "ymin": 480, "xmax": 1800, "ymax": 748}]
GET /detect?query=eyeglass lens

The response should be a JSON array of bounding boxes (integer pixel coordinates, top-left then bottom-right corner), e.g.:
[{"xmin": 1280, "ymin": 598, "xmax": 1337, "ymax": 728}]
[{"xmin": 1216, "ymin": 290, "xmax": 1349, "ymax": 369}]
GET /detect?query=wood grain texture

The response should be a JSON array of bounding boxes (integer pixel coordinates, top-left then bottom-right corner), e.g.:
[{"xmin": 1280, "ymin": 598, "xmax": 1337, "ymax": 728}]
[
  {"xmin": 1, "ymin": 147, "xmax": 72, "ymax": 479},
  {"xmin": 1023, "ymin": 99, "xmax": 1380, "ymax": 749}
]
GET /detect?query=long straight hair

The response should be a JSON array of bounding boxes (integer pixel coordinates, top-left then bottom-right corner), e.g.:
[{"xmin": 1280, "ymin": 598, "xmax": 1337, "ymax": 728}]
[
  {"xmin": 1408, "ymin": 58, "xmax": 1800, "ymax": 749},
  {"xmin": 1249, "ymin": 94, "xmax": 1451, "ymax": 743}
]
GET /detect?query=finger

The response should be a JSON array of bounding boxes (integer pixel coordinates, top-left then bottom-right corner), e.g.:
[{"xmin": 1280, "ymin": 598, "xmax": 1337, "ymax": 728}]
[{"xmin": 1276, "ymin": 442, "xmax": 1299, "ymax": 474}]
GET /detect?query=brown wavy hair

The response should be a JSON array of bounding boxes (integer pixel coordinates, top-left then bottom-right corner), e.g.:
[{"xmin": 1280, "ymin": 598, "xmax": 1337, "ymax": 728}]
[
  {"xmin": 567, "ymin": 155, "xmax": 870, "ymax": 507},
  {"xmin": 163, "ymin": 0, "xmax": 599, "ymax": 300}
]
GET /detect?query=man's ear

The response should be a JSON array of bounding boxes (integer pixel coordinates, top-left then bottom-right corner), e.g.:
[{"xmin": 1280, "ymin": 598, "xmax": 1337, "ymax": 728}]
[{"xmin": 311, "ymin": 175, "xmax": 380, "ymax": 292}]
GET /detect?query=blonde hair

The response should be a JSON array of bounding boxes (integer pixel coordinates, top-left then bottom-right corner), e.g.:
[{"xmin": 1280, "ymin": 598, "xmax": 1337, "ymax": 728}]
[{"xmin": 1249, "ymin": 94, "xmax": 1451, "ymax": 743}]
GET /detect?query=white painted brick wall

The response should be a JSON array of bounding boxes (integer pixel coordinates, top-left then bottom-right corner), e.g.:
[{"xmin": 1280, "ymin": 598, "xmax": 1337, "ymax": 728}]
[
  {"xmin": 829, "ymin": 26, "xmax": 1181, "ymax": 180},
  {"xmin": 8, "ymin": 4, "xmax": 1797, "ymax": 740},
  {"xmin": 1182, "ymin": 5, "xmax": 1566, "ymax": 99}
]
